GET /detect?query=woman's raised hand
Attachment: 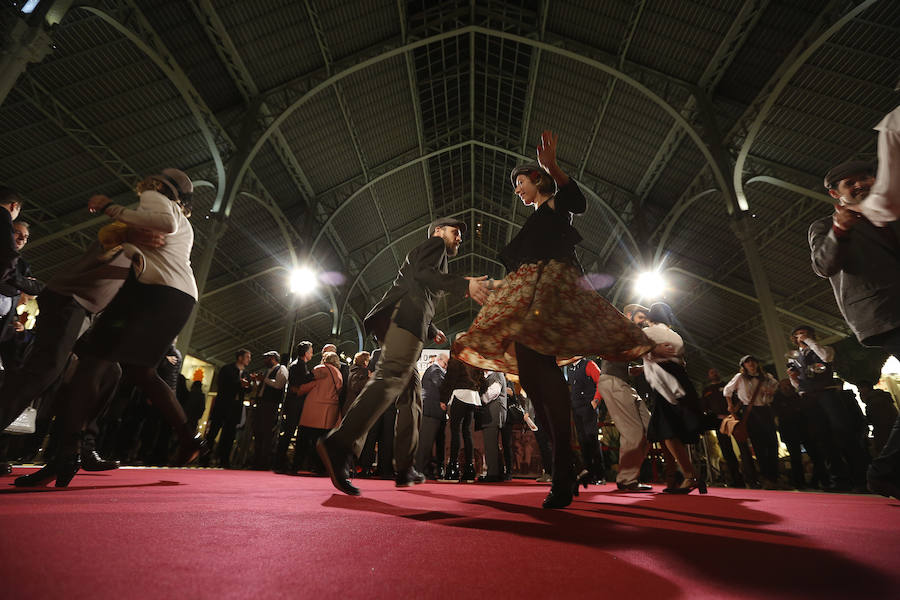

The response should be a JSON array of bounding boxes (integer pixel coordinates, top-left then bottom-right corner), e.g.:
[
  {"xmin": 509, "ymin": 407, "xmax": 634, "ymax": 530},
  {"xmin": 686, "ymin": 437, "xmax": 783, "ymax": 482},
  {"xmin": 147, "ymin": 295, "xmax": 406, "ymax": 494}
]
[{"xmin": 536, "ymin": 130, "xmax": 559, "ymax": 172}]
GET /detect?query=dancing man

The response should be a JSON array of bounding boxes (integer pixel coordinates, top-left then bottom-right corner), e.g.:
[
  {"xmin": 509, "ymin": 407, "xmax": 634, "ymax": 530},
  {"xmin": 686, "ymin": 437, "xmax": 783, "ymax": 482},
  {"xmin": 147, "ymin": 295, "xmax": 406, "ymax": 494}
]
[{"xmin": 317, "ymin": 217, "xmax": 490, "ymax": 495}]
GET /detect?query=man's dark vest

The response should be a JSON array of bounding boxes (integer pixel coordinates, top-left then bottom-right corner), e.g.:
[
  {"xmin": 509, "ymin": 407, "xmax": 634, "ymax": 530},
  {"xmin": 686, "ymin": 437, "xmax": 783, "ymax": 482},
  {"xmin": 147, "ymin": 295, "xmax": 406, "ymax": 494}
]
[
  {"xmin": 261, "ymin": 365, "xmax": 285, "ymax": 403},
  {"xmin": 796, "ymin": 347, "xmax": 835, "ymax": 393},
  {"xmin": 570, "ymin": 359, "xmax": 596, "ymax": 409}
]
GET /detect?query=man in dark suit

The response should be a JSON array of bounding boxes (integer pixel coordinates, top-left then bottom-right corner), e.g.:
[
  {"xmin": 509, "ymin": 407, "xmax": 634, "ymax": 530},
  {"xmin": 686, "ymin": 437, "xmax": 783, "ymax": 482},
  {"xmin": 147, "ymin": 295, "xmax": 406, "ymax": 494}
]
[
  {"xmin": 415, "ymin": 353, "xmax": 448, "ymax": 478},
  {"xmin": 0, "ymin": 221, "xmax": 43, "ymax": 369},
  {"xmin": 0, "ymin": 188, "xmax": 22, "ymax": 284},
  {"xmin": 478, "ymin": 370, "xmax": 508, "ymax": 482},
  {"xmin": 274, "ymin": 341, "xmax": 314, "ymax": 473},
  {"xmin": 205, "ymin": 349, "xmax": 251, "ymax": 468},
  {"xmin": 811, "ymin": 159, "xmax": 900, "ymax": 498},
  {"xmin": 317, "ymin": 217, "xmax": 489, "ymax": 494}
]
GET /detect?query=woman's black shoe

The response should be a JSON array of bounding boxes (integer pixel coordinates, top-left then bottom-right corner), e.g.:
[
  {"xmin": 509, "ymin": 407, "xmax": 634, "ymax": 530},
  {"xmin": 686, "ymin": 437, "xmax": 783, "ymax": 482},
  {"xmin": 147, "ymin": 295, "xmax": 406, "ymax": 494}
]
[
  {"xmin": 173, "ymin": 435, "xmax": 208, "ymax": 466},
  {"xmin": 14, "ymin": 454, "xmax": 81, "ymax": 488},
  {"xmin": 663, "ymin": 477, "xmax": 708, "ymax": 495},
  {"xmin": 542, "ymin": 484, "xmax": 575, "ymax": 509},
  {"xmin": 543, "ymin": 468, "xmax": 581, "ymax": 509},
  {"xmin": 54, "ymin": 455, "xmax": 81, "ymax": 487}
]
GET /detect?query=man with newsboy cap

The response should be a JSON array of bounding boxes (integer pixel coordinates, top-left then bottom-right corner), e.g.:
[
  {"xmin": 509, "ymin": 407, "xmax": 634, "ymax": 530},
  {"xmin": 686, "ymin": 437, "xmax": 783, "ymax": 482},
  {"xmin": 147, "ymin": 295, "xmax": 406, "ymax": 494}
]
[
  {"xmin": 811, "ymin": 158, "xmax": 900, "ymax": 499},
  {"xmin": 317, "ymin": 216, "xmax": 490, "ymax": 495},
  {"xmin": 812, "ymin": 160, "xmax": 900, "ymax": 351}
]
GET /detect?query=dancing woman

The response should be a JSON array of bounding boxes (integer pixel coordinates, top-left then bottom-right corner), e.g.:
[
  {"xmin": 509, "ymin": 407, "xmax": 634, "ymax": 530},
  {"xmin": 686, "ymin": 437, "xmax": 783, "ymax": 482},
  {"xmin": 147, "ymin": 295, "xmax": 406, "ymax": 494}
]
[
  {"xmin": 641, "ymin": 303, "xmax": 707, "ymax": 495},
  {"xmin": 453, "ymin": 131, "xmax": 653, "ymax": 508},
  {"xmin": 18, "ymin": 169, "xmax": 201, "ymax": 487}
]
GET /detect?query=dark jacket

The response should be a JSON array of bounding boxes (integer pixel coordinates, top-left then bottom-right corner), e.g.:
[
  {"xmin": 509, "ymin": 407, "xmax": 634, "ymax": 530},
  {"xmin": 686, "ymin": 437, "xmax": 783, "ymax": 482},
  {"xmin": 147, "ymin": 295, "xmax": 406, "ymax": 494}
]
[
  {"xmin": 809, "ymin": 215, "xmax": 900, "ymax": 344},
  {"xmin": 421, "ymin": 362, "xmax": 447, "ymax": 419},
  {"xmin": 478, "ymin": 371, "xmax": 508, "ymax": 430},
  {"xmin": 499, "ymin": 180, "xmax": 587, "ymax": 272},
  {"xmin": 212, "ymin": 362, "xmax": 245, "ymax": 420},
  {"xmin": 569, "ymin": 358, "xmax": 598, "ymax": 410},
  {"xmin": 364, "ymin": 236, "xmax": 469, "ymax": 343},
  {"xmin": 0, "ymin": 257, "xmax": 43, "ymax": 344},
  {"xmin": 286, "ymin": 359, "xmax": 314, "ymax": 399},
  {"xmin": 0, "ymin": 209, "xmax": 19, "ymax": 281},
  {"xmin": 337, "ymin": 362, "xmax": 351, "ymax": 409},
  {"xmin": 346, "ymin": 363, "xmax": 370, "ymax": 406}
]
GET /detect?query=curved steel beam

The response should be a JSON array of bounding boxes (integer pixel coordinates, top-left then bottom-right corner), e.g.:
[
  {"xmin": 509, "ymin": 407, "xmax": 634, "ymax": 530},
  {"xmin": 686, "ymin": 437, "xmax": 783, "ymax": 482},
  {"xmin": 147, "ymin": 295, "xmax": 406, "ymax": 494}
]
[
  {"xmin": 653, "ymin": 188, "xmax": 720, "ymax": 263},
  {"xmin": 79, "ymin": 4, "xmax": 227, "ymax": 205},
  {"xmin": 448, "ymin": 252, "xmax": 506, "ymax": 270},
  {"xmin": 732, "ymin": 0, "xmax": 878, "ymax": 210},
  {"xmin": 232, "ymin": 25, "xmax": 728, "ymax": 222},
  {"xmin": 745, "ymin": 175, "xmax": 834, "ymax": 205},
  {"xmin": 665, "ymin": 267, "xmax": 846, "ymax": 337},
  {"xmin": 309, "ymin": 140, "xmax": 640, "ymax": 257}
]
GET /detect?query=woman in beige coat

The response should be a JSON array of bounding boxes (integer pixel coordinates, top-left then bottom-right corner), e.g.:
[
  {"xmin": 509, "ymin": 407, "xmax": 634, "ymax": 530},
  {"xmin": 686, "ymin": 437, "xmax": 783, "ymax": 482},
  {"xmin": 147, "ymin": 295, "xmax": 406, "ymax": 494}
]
[{"xmin": 290, "ymin": 352, "xmax": 343, "ymax": 473}]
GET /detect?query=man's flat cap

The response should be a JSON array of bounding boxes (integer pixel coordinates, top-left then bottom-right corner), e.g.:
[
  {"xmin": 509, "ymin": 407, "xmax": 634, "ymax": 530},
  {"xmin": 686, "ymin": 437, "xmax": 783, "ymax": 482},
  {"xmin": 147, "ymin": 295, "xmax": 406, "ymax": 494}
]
[
  {"xmin": 428, "ymin": 217, "xmax": 467, "ymax": 238},
  {"xmin": 823, "ymin": 160, "xmax": 874, "ymax": 189}
]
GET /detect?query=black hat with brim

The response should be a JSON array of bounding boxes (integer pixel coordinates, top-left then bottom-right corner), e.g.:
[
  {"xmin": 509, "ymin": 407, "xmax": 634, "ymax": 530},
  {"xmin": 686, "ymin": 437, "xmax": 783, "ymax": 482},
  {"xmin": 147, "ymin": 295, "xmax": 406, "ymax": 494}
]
[
  {"xmin": 428, "ymin": 217, "xmax": 467, "ymax": 238},
  {"xmin": 823, "ymin": 160, "xmax": 874, "ymax": 189},
  {"xmin": 509, "ymin": 163, "xmax": 552, "ymax": 188}
]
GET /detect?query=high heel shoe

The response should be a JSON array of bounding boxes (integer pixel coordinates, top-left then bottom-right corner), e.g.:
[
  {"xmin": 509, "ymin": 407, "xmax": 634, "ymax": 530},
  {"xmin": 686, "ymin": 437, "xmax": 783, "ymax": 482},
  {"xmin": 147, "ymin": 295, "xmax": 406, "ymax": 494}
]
[
  {"xmin": 173, "ymin": 434, "xmax": 209, "ymax": 466},
  {"xmin": 543, "ymin": 468, "xmax": 583, "ymax": 509},
  {"xmin": 663, "ymin": 477, "xmax": 708, "ymax": 495},
  {"xmin": 576, "ymin": 468, "xmax": 592, "ymax": 491},
  {"xmin": 14, "ymin": 454, "xmax": 81, "ymax": 488}
]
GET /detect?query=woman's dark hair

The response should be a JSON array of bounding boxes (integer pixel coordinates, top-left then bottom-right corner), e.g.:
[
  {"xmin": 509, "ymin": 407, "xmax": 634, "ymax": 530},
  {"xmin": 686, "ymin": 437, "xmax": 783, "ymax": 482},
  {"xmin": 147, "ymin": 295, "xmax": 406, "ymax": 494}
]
[
  {"xmin": 296, "ymin": 340, "xmax": 313, "ymax": 357},
  {"xmin": 529, "ymin": 170, "xmax": 556, "ymax": 195}
]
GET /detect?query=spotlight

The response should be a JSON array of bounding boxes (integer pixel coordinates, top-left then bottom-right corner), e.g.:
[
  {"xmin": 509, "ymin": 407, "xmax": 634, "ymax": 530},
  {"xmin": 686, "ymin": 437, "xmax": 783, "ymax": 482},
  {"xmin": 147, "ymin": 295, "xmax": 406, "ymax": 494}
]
[
  {"xmin": 289, "ymin": 267, "xmax": 318, "ymax": 295},
  {"xmin": 634, "ymin": 270, "xmax": 666, "ymax": 299}
]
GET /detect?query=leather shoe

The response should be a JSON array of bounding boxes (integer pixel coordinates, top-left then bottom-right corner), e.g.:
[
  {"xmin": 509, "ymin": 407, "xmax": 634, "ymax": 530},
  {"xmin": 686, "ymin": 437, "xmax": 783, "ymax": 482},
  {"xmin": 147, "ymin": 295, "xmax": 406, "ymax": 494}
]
[
  {"xmin": 173, "ymin": 435, "xmax": 208, "ymax": 466},
  {"xmin": 395, "ymin": 467, "xmax": 426, "ymax": 487},
  {"xmin": 617, "ymin": 481, "xmax": 653, "ymax": 492},
  {"xmin": 316, "ymin": 437, "xmax": 360, "ymax": 496},
  {"xmin": 14, "ymin": 454, "xmax": 81, "ymax": 488},
  {"xmin": 1, "ymin": 462, "xmax": 11, "ymax": 476},
  {"xmin": 81, "ymin": 450, "xmax": 119, "ymax": 472}
]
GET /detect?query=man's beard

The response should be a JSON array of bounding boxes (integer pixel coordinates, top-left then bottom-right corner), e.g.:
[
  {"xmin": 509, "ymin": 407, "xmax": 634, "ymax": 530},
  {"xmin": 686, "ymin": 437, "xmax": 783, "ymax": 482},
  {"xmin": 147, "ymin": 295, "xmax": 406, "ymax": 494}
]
[{"xmin": 445, "ymin": 241, "xmax": 459, "ymax": 256}]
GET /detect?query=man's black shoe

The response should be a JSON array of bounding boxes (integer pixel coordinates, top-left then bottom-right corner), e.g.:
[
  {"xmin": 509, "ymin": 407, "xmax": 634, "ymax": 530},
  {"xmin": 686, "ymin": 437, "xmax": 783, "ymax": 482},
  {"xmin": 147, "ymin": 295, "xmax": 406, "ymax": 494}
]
[
  {"xmin": 316, "ymin": 437, "xmax": 360, "ymax": 496},
  {"xmin": 395, "ymin": 467, "xmax": 426, "ymax": 487},
  {"xmin": 81, "ymin": 450, "xmax": 120, "ymax": 472},
  {"xmin": 477, "ymin": 474, "xmax": 504, "ymax": 483},
  {"xmin": 1, "ymin": 462, "xmax": 11, "ymax": 476},
  {"xmin": 616, "ymin": 481, "xmax": 653, "ymax": 492},
  {"xmin": 868, "ymin": 476, "xmax": 900, "ymax": 500}
]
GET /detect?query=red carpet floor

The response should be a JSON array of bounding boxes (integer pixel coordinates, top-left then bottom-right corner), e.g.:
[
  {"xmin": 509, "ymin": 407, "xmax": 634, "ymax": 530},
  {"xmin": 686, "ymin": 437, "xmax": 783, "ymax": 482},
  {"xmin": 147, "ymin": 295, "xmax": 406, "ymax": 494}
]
[{"xmin": 2, "ymin": 467, "xmax": 898, "ymax": 599}]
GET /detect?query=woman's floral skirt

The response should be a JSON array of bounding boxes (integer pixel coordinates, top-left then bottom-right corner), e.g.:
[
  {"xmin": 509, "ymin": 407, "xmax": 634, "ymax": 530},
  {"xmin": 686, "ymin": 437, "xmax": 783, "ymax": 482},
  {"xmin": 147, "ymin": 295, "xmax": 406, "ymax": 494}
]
[{"xmin": 452, "ymin": 260, "xmax": 654, "ymax": 375}]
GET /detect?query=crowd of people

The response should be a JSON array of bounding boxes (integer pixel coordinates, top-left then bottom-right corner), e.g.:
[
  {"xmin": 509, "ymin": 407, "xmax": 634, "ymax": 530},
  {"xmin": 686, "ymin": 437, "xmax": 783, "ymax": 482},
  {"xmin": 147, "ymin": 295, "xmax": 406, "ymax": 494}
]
[{"xmin": 0, "ymin": 114, "xmax": 898, "ymax": 507}]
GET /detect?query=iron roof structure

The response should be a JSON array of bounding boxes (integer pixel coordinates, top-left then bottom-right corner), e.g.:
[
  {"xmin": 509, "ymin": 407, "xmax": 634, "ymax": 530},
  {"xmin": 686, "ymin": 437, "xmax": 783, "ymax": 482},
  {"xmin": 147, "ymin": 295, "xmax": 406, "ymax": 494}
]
[{"xmin": 1, "ymin": 0, "xmax": 897, "ymax": 381}]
